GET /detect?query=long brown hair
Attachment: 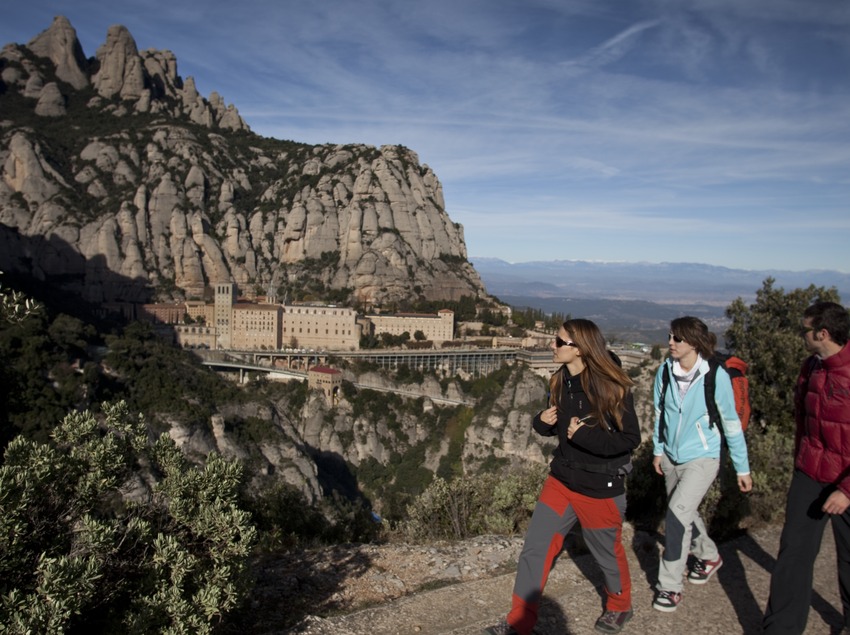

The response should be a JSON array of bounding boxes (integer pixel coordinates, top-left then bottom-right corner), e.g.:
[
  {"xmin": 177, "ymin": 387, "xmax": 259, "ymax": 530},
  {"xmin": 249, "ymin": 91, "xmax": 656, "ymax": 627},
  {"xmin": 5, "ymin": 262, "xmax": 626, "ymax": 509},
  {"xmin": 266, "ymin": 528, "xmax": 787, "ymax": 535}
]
[{"xmin": 549, "ymin": 318, "xmax": 634, "ymax": 431}]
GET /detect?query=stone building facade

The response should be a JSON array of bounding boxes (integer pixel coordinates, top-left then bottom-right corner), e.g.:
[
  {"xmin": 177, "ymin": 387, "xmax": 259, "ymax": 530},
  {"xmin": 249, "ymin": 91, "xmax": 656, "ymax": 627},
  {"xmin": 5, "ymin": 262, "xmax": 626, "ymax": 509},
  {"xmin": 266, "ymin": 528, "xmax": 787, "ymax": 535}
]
[
  {"xmin": 307, "ymin": 365, "xmax": 342, "ymax": 404},
  {"xmin": 231, "ymin": 303, "xmax": 283, "ymax": 350},
  {"xmin": 365, "ymin": 309, "xmax": 454, "ymax": 344},
  {"xmin": 139, "ymin": 288, "xmax": 458, "ymax": 353},
  {"xmin": 282, "ymin": 304, "xmax": 360, "ymax": 351}
]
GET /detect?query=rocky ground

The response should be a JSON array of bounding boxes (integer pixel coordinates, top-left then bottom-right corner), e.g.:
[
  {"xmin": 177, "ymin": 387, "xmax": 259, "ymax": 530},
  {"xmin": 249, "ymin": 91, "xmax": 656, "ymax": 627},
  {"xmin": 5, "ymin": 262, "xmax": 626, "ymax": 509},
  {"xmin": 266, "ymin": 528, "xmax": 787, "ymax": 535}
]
[{"xmin": 225, "ymin": 522, "xmax": 845, "ymax": 635}]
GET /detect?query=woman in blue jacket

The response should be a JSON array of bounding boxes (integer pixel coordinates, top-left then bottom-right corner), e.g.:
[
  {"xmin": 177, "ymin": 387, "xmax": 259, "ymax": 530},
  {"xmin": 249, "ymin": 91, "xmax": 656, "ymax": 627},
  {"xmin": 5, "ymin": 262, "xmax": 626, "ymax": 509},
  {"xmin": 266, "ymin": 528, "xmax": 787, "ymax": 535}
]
[{"xmin": 651, "ymin": 316, "xmax": 753, "ymax": 612}]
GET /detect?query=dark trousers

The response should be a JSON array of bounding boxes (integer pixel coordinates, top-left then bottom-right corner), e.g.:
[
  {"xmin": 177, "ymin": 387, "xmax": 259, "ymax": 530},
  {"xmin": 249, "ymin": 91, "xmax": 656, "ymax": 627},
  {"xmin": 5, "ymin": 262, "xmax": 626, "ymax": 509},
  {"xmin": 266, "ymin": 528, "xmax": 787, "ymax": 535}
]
[{"xmin": 763, "ymin": 470, "xmax": 850, "ymax": 634}]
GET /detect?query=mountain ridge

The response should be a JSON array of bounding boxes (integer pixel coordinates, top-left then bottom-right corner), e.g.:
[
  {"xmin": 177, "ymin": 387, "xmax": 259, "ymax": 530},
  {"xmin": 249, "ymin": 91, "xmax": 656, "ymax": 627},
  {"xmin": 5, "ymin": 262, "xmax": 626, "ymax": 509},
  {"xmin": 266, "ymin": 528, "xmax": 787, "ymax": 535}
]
[{"xmin": 471, "ymin": 257, "xmax": 850, "ymax": 306}]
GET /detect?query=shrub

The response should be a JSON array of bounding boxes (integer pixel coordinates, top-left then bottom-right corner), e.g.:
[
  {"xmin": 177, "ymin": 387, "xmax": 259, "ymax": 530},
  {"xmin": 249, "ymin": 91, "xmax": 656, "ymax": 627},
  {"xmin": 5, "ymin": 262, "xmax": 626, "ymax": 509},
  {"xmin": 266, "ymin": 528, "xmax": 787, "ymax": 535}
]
[
  {"xmin": 400, "ymin": 464, "xmax": 547, "ymax": 541},
  {"xmin": 0, "ymin": 401, "xmax": 256, "ymax": 634}
]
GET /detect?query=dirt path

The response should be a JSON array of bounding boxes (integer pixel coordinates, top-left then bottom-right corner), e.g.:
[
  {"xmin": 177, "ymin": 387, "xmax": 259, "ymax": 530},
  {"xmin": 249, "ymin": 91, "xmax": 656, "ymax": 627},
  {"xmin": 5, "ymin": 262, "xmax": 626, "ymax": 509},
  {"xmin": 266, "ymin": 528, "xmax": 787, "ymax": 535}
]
[{"xmin": 281, "ymin": 523, "xmax": 844, "ymax": 635}]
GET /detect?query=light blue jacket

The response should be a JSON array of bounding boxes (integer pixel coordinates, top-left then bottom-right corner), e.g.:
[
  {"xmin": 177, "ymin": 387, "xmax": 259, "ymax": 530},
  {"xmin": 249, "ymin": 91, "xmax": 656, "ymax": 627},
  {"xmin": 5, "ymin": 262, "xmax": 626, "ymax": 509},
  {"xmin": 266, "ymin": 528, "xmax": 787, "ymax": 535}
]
[{"xmin": 652, "ymin": 357, "xmax": 750, "ymax": 475}]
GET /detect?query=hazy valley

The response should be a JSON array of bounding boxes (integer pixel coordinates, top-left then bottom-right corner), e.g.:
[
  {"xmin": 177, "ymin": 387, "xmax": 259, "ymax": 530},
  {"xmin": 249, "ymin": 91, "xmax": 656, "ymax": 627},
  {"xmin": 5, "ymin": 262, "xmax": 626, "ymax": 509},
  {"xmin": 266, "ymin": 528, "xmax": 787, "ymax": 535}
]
[{"xmin": 472, "ymin": 257, "xmax": 850, "ymax": 344}]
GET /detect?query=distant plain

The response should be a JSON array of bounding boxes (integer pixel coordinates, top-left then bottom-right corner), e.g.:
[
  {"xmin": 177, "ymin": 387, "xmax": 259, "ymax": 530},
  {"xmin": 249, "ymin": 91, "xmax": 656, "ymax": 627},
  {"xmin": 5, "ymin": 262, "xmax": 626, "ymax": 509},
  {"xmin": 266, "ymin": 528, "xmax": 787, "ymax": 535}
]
[{"xmin": 472, "ymin": 258, "xmax": 850, "ymax": 345}]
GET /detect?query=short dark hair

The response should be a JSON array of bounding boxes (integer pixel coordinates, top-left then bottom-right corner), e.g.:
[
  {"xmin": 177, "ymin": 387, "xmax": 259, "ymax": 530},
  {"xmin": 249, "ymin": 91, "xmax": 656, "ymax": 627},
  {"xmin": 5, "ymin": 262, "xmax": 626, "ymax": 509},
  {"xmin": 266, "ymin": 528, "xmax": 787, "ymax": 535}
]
[
  {"xmin": 804, "ymin": 301, "xmax": 850, "ymax": 346},
  {"xmin": 670, "ymin": 316, "xmax": 717, "ymax": 358}
]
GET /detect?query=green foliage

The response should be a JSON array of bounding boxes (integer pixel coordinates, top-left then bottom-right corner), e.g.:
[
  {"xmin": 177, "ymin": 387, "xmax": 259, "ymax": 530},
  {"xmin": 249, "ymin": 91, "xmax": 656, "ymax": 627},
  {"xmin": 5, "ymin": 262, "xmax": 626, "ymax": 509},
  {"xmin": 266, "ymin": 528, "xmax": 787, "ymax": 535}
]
[
  {"xmin": 243, "ymin": 481, "xmax": 331, "ymax": 551},
  {"xmin": 437, "ymin": 254, "xmax": 468, "ymax": 266},
  {"xmin": 1, "ymin": 273, "xmax": 42, "ymax": 324},
  {"xmin": 357, "ymin": 446, "xmax": 434, "ymax": 522},
  {"xmin": 401, "ymin": 464, "xmax": 547, "ymax": 540},
  {"xmin": 350, "ymin": 388, "xmax": 401, "ymax": 422},
  {"xmin": 510, "ymin": 306, "xmax": 570, "ymax": 332},
  {"xmin": 696, "ymin": 428, "xmax": 794, "ymax": 540},
  {"xmin": 104, "ymin": 322, "xmax": 243, "ymax": 426},
  {"xmin": 0, "ymin": 401, "xmax": 256, "ymax": 634},
  {"xmin": 402, "ymin": 475, "xmax": 489, "ymax": 540},
  {"xmin": 486, "ymin": 463, "xmax": 549, "ymax": 534},
  {"xmin": 0, "ymin": 301, "xmax": 104, "ymax": 447},
  {"xmin": 478, "ymin": 308, "xmax": 508, "ymax": 327},
  {"xmin": 436, "ymin": 407, "xmax": 474, "ymax": 480},
  {"xmin": 460, "ymin": 364, "xmax": 514, "ymax": 403},
  {"xmin": 225, "ymin": 415, "xmax": 278, "ymax": 445},
  {"xmin": 394, "ymin": 364, "xmax": 425, "ymax": 385},
  {"xmin": 737, "ymin": 426, "xmax": 795, "ymax": 525},
  {"xmin": 724, "ymin": 277, "xmax": 841, "ymax": 433},
  {"xmin": 403, "ymin": 295, "xmax": 477, "ymax": 322}
]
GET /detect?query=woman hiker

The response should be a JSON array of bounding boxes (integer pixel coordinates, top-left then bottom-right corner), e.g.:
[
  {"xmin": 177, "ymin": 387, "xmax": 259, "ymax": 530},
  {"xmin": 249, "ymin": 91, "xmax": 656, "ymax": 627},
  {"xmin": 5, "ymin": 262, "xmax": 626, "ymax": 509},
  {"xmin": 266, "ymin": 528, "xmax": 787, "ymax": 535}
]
[
  {"xmin": 651, "ymin": 316, "xmax": 752, "ymax": 612},
  {"xmin": 488, "ymin": 318, "xmax": 641, "ymax": 635}
]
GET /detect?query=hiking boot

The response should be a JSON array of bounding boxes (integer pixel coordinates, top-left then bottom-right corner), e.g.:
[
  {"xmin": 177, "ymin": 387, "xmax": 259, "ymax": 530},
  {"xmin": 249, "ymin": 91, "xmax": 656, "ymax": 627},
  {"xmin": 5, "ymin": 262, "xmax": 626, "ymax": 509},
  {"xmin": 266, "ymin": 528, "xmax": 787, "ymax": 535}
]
[
  {"xmin": 652, "ymin": 589, "xmax": 682, "ymax": 612},
  {"xmin": 688, "ymin": 555, "xmax": 723, "ymax": 584},
  {"xmin": 483, "ymin": 619, "xmax": 519, "ymax": 635},
  {"xmin": 594, "ymin": 607, "xmax": 633, "ymax": 633}
]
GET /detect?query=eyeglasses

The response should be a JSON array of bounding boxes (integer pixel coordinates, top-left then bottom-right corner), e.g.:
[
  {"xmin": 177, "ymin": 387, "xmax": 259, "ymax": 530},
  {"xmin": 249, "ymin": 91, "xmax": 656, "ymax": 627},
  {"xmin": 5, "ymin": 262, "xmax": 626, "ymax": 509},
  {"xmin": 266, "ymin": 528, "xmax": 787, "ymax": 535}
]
[
  {"xmin": 668, "ymin": 333, "xmax": 685, "ymax": 344},
  {"xmin": 799, "ymin": 326, "xmax": 814, "ymax": 337},
  {"xmin": 555, "ymin": 336, "xmax": 578, "ymax": 348}
]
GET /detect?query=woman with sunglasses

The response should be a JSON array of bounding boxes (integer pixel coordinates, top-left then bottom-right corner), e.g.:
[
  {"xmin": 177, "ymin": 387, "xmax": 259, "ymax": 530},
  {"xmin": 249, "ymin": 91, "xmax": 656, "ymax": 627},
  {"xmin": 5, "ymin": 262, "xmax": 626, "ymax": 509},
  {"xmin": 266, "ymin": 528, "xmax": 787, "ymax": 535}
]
[
  {"xmin": 490, "ymin": 319, "xmax": 640, "ymax": 635},
  {"xmin": 650, "ymin": 316, "xmax": 752, "ymax": 613}
]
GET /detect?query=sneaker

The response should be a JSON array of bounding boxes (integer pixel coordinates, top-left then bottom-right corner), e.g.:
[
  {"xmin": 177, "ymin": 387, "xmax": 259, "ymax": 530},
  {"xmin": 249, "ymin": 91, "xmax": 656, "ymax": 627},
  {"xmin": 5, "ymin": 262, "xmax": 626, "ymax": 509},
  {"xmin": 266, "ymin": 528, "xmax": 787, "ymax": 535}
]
[
  {"xmin": 688, "ymin": 555, "xmax": 723, "ymax": 584},
  {"xmin": 652, "ymin": 590, "xmax": 682, "ymax": 612},
  {"xmin": 483, "ymin": 619, "xmax": 519, "ymax": 635},
  {"xmin": 594, "ymin": 607, "xmax": 634, "ymax": 633}
]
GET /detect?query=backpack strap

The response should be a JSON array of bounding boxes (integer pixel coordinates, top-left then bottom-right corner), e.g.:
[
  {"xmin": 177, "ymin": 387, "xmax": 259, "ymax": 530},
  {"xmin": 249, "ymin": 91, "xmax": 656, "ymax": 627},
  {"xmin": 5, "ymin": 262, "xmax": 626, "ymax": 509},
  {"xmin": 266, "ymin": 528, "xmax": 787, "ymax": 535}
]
[
  {"xmin": 658, "ymin": 364, "xmax": 671, "ymax": 444},
  {"xmin": 704, "ymin": 358, "xmax": 722, "ymax": 433},
  {"xmin": 702, "ymin": 357, "xmax": 735, "ymax": 471}
]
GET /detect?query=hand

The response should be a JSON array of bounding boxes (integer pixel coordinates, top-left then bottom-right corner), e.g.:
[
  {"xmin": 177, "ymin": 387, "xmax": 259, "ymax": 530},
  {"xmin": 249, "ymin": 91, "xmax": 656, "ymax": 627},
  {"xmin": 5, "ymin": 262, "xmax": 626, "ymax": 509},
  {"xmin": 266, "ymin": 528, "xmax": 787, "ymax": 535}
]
[
  {"xmin": 738, "ymin": 474, "xmax": 753, "ymax": 493},
  {"xmin": 653, "ymin": 455, "xmax": 663, "ymax": 476},
  {"xmin": 822, "ymin": 490, "xmax": 850, "ymax": 515},
  {"xmin": 539, "ymin": 406, "xmax": 558, "ymax": 427},
  {"xmin": 567, "ymin": 416, "xmax": 585, "ymax": 439}
]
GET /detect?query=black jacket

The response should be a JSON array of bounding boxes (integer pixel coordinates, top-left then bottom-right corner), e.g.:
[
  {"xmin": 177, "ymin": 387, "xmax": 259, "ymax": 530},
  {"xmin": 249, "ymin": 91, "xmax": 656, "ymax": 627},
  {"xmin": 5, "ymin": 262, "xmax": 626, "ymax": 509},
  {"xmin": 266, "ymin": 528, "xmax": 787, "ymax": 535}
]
[{"xmin": 533, "ymin": 367, "xmax": 641, "ymax": 498}]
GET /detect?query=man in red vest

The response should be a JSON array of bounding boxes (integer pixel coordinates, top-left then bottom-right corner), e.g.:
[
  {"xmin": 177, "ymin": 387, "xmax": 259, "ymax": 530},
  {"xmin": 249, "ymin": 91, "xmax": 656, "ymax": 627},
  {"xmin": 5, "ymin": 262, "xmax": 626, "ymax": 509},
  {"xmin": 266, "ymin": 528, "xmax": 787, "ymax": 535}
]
[{"xmin": 763, "ymin": 301, "xmax": 850, "ymax": 634}]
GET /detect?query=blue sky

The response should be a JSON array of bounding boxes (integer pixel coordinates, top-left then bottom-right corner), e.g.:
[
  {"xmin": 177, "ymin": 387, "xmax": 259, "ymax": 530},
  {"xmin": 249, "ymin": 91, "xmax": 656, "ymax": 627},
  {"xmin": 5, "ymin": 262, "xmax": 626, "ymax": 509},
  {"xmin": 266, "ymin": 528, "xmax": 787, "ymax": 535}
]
[{"xmin": 3, "ymin": 0, "xmax": 849, "ymax": 273}]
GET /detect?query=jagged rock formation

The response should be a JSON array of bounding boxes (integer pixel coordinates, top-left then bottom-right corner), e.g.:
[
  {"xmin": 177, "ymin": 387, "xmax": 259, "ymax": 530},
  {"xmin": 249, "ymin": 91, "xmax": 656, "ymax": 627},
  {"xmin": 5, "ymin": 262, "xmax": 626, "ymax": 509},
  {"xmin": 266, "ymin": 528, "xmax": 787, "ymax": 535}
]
[
  {"xmin": 0, "ymin": 16, "xmax": 486, "ymax": 308},
  {"xmin": 463, "ymin": 367, "xmax": 554, "ymax": 466}
]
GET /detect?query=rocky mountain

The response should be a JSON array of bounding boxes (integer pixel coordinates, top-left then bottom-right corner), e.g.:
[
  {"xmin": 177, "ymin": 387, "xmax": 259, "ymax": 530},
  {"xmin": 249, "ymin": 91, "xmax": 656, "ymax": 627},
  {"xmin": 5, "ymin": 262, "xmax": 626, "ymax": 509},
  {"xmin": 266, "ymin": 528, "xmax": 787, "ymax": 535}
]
[{"xmin": 0, "ymin": 17, "xmax": 486, "ymax": 308}]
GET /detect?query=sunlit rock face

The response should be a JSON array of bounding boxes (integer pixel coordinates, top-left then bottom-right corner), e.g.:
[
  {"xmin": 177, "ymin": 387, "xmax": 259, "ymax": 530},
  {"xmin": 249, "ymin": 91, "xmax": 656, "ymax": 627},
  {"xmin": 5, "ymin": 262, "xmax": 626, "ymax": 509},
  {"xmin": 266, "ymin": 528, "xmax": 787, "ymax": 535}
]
[{"xmin": 2, "ymin": 16, "xmax": 486, "ymax": 306}]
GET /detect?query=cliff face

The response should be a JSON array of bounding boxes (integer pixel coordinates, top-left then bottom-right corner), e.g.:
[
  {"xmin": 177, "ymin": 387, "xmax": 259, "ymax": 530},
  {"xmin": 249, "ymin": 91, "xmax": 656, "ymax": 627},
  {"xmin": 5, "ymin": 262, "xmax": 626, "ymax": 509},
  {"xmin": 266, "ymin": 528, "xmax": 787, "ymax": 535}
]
[{"xmin": 0, "ymin": 17, "xmax": 486, "ymax": 307}]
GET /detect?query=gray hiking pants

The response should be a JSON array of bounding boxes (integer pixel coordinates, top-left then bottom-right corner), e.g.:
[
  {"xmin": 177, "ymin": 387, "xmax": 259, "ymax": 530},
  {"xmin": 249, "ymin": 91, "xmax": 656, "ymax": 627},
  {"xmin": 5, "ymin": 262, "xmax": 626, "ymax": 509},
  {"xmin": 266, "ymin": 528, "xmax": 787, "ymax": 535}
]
[{"xmin": 657, "ymin": 454, "xmax": 720, "ymax": 593}]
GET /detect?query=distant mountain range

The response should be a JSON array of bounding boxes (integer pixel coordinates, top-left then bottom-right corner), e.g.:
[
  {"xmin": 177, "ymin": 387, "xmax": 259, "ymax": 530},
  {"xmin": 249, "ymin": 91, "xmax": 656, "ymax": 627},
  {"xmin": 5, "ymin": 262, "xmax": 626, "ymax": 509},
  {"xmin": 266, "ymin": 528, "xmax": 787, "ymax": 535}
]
[{"xmin": 470, "ymin": 258, "xmax": 850, "ymax": 344}]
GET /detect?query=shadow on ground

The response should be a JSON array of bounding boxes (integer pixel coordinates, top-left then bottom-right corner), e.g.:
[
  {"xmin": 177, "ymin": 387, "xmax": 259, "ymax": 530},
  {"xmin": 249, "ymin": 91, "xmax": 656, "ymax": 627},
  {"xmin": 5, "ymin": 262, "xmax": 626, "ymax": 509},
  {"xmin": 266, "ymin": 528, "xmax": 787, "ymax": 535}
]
[{"xmin": 217, "ymin": 546, "xmax": 375, "ymax": 633}]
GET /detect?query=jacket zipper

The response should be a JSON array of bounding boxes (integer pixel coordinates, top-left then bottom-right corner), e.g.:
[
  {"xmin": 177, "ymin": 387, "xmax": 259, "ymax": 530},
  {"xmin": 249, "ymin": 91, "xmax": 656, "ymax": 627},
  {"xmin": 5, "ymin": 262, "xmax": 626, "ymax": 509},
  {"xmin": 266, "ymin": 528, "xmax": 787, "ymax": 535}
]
[{"xmin": 696, "ymin": 420, "xmax": 709, "ymax": 450}]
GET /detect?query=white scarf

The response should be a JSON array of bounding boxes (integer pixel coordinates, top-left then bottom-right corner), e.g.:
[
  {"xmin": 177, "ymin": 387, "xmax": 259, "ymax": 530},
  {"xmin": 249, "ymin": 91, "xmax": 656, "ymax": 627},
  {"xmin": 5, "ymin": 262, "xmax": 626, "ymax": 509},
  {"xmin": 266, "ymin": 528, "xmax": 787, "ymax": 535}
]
[{"xmin": 672, "ymin": 355, "xmax": 703, "ymax": 401}]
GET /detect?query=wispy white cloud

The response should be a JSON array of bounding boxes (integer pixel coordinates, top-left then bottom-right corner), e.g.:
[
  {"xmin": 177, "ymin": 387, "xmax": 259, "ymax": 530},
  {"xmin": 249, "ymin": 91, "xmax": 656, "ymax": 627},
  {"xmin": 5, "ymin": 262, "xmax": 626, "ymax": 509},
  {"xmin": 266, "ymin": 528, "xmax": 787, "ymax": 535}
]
[{"xmin": 560, "ymin": 19, "xmax": 662, "ymax": 73}]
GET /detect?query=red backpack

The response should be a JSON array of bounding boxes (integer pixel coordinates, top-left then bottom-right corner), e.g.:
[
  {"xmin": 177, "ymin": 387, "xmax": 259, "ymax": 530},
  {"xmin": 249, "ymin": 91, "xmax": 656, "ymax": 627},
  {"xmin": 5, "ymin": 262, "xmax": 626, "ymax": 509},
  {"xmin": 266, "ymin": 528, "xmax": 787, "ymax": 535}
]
[{"xmin": 707, "ymin": 354, "xmax": 751, "ymax": 432}]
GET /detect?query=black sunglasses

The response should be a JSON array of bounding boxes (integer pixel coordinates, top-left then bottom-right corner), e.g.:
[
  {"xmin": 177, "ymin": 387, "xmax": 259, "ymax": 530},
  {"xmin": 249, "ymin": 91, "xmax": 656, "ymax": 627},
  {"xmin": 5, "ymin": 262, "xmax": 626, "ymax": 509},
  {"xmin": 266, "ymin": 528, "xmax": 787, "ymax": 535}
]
[
  {"xmin": 668, "ymin": 333, "xmax": 685, "ymax": 344},
  {"xmin": 555, "ymin": 336, "xmax": 578, "ymax": 348}
]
